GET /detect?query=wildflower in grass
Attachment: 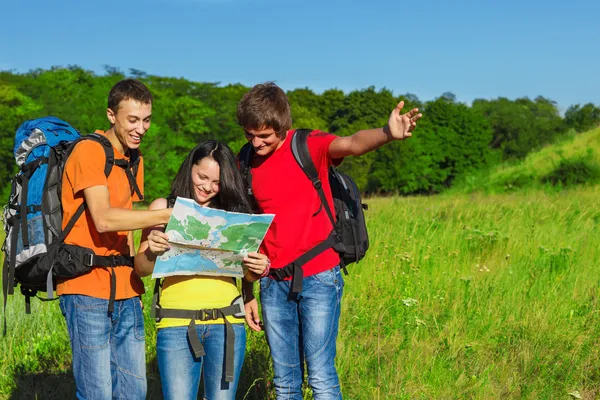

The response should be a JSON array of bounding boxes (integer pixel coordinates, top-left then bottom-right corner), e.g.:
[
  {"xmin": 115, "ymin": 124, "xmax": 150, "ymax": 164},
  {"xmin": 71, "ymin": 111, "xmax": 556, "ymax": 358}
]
[
  {"xmin": 402, "ymin": 298, "xmax": 418, "ymax": 307},
  {"xmin": 400, "ymin": 252, "xmax": 412, "ymax": 263}
]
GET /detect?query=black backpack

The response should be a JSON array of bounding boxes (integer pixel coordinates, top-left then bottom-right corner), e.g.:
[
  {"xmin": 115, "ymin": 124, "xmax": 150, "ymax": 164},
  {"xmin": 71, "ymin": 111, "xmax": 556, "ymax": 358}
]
[
  {"xmin": 239, "ymin": 129, "xmax": 369, "ymax": 295},
  {"xmin": 2, "ymin": 118, "xmax": 142, "ymax": 329}
]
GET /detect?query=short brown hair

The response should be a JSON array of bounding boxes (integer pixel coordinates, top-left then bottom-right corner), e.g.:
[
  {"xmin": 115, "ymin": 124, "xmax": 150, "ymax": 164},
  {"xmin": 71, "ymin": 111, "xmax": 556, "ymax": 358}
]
[
  {"xmin": 236, "ymin": 82, "xmax": 292, "ymax": 133},
  {"xmin": 108, "ymin": 79, "xmax": 153, "ymax": 113}
]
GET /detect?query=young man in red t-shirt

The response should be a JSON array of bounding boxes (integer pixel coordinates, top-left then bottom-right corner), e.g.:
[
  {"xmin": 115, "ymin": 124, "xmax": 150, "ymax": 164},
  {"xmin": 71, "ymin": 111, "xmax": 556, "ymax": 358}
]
[{"xmin": 238, "ymin": 82, "xmax": 422, "ymax": 399}]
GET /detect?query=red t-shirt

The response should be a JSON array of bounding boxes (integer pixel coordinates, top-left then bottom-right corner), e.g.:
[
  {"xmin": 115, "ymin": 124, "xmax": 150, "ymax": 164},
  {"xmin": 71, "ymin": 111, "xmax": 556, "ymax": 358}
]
[{"xmin": 251, "ymin": 129, "xmax": 340, "ymax": 278}]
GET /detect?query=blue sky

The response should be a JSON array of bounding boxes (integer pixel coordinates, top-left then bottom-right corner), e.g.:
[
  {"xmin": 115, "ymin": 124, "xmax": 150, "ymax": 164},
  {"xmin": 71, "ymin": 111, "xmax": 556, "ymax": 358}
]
[{"xmin": 1, "ymin": 0, "xmax": 598, "ymax": 111}]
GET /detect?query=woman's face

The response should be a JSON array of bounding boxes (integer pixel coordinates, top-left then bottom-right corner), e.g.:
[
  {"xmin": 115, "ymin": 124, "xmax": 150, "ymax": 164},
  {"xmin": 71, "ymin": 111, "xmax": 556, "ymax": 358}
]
[{"xmin": 191, "ymin": 157, "xmax": 220, "ymax": 206}]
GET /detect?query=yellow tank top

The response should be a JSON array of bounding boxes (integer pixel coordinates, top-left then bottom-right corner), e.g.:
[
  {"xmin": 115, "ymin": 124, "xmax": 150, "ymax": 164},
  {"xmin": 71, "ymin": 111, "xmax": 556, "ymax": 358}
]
[{"xmin": 156, "ymin": 275, "xmax": 244, "ymax": 329}]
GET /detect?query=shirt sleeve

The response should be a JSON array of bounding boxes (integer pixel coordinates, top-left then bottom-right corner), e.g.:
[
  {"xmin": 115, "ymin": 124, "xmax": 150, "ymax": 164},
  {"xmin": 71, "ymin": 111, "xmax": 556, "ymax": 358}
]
[
  {"xmin": 307, "ymin": 130, "xmax": 341, "ymax": 168},
  {"xmin": 65, "ymin": 140, "xmax": 108, "ymax": 195}
]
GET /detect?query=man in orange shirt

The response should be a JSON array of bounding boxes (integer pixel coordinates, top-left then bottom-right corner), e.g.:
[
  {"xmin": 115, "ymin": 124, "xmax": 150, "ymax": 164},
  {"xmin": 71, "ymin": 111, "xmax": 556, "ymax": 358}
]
[{"xmin": 58, "ymin": 79, "xmax": 171, "ymax": 400}]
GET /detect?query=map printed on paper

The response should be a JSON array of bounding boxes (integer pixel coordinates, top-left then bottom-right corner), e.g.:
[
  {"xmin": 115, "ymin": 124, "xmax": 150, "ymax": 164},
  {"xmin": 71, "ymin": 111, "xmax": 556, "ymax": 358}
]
[{"xmin": 152, "ymin": 197, "xmax": 274, "ymax": 278}]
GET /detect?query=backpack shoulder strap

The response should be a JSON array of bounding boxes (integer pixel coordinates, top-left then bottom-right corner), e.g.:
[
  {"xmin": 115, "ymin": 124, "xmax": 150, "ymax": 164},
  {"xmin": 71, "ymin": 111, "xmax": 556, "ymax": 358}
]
[
  {"xmin": 122, "ymin": 149, "xmax": 143, "ymax": 200},
  {"xmin": 61, "ymin": 134, "xmax": 142, "ymax": 240},
  {"xmin": 59, "ymin": 134, "xmax": 115, "ymax": 241},
  {"xmin": 238, "ymin": 143, "xmax": 255, "ymax": 196},
  {"xmin": 129, "ymin": 149, "xmax": 141, "ymax": 193},
  {"xmin": 85, "ymin": 133, "xmax": 143, "ymax": 200},
  {"xmin": 166, "ymin": 196, "xmax": 176, "ymax": 209},
  {"xmin": 79, "ymin": 133, "xmax": 115, "ymax": 178},
  {"xmin": 290, "ymin": 129, "xmax": 335, "ymax": 226}
]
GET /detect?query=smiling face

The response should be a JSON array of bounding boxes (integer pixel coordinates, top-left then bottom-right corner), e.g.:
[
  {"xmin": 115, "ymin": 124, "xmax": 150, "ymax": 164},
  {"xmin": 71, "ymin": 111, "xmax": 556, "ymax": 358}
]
[
  {"xmin": 106, "ymin": 98, "xmax": 152, "ymax": 153},
  {"xmin": 191, "ymin": 157, "xmax": 221, "ymax": 206},
  {"xmin": 244, "ymin": 126, "xmax": 286, "ymax": 157}
]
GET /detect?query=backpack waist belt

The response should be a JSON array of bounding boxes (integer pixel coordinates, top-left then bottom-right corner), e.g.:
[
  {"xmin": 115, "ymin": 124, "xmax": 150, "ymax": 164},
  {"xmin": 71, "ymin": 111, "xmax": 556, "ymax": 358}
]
[
  {"xmin": 85, "ymin": 254, "xmax": 133, "ymax": 314},
  {"xmin": 151, "ymin": 296, "xmax": 245, "ymax": 383},
  {"xmin": 269, "ymin": 230, "xmax": 339, "ymax": 299},
  {"xmin": 44, "ymin": 252, "xmax": 134, "ymax": 314}
]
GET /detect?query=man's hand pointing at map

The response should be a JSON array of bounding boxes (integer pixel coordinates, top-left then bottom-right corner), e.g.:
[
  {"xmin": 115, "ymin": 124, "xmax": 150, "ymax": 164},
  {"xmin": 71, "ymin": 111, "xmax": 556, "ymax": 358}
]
[{"xmin": 147, "ymin": 230, "xmax": 171, "ymax": 256}]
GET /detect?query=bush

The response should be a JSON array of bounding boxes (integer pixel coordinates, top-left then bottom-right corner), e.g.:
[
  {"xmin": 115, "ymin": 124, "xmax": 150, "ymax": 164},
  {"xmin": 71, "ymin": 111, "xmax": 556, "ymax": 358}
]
[{"xmin": 541, "ymin": 156, "xmax": 600, "ymax": 187}]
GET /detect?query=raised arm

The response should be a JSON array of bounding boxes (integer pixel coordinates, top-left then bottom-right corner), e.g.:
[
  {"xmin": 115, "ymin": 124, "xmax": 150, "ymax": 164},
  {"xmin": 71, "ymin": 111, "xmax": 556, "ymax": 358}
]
[{"xmin": 328, "ymin": 101, "xmax": 422, "ymax": 159}]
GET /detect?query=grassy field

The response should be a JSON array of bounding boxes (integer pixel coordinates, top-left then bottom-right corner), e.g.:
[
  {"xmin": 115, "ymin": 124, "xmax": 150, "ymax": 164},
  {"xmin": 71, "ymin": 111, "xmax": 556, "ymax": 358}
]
[{"xmin": 1, "ymin": 185, "xmax": 599, "ymax": 399}]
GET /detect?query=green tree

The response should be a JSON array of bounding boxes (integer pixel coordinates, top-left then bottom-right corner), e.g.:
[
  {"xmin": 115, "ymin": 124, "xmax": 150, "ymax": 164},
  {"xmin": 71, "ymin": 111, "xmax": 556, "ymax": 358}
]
[
  {"xmin": 472, "ymin": 96, "xmax": 565, "ymax": 159},
  {"xmin": 564, "ymin": 103, "xmax": 600, "ymax": 132},
  {"xmin": 369, "ymin": 96, "xmax": 493, "ymax": 194},
  {"xmin": 142, "ymin": 76, "xmax": 216, "ymax": 201}
]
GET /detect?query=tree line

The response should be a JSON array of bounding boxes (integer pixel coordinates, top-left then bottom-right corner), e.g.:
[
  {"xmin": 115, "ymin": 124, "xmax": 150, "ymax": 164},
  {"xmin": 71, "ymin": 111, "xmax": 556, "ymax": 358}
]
[{"xmin": 1, "ymin": 66, "xmax": 599, "ymax": 201}]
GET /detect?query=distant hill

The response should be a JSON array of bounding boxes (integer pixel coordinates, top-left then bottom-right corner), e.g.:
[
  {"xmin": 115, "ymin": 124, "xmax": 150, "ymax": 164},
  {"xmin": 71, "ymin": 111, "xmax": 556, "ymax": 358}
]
[{"xmin": 455, "ymin": 127, "xmax": 600, "ymax": 193}]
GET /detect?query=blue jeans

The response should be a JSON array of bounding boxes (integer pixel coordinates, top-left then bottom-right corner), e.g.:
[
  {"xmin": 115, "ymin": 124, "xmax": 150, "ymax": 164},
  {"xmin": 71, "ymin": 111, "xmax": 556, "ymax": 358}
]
[
  {"xmin": 260, "ymin": 265, "xmax": 344, "ymax": 400},
  {"xmin": 157, "ymin": 323, "xmax": 246, "ymax": 400},
  {"xmin": 59, "ymin": 295, "xmax": 147, "ymax": 400}
]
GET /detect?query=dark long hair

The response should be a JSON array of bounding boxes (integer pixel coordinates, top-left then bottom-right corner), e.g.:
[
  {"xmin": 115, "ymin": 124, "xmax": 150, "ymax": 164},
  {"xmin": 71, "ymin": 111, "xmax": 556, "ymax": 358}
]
[{"xmin": 169, "ymin": 141, "xmax": 253, "ymax": 213}]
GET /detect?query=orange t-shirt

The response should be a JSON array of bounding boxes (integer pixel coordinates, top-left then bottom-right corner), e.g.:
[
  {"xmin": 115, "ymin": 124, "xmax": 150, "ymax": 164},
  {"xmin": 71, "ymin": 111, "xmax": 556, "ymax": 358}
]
[{"xmin": 56, "ymin": 131, "xmax": 145, "ymax": 299}]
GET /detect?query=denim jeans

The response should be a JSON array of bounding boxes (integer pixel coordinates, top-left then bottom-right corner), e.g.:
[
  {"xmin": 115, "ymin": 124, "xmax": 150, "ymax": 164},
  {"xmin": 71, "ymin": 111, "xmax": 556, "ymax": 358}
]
[
  {"xmin": 59, "ymin": 295, "xmax": 147, "ymax": 400},
  {"xmin": 260, "ymin": 265, "xmax": 344, "ymax": 400},
  {"xmin": 157, "ymin": 323, "xmax": 246, "ymax": 400}
]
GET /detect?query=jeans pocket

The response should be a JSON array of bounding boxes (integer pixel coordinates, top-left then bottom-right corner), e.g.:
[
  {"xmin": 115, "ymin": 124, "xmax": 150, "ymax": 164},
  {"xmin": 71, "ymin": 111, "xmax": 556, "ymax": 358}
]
[
  {"xmin": 337, "ymin": 266, "xmax": 345, "ymax": 289},
  {"xmin": 75, "ymin": 296, "xmax": 110, "ymax": 349},
  {"xmin": 59, "ymin": 296, "xmax": 66, "ymax": 317},
  {"xmin": 259, "ymin": 276, "xmax": 273, "ymax": 292},
  {"xmin": 312, "ymin": 266, "xmax": 340, "ymax": 287},
  {"xmin": 133, "ymin": 298, "xmax": 145, "ymax": 341},
  {"xmin": 157, "ymin": 326, "xmax": 191, "ymax": 352}
]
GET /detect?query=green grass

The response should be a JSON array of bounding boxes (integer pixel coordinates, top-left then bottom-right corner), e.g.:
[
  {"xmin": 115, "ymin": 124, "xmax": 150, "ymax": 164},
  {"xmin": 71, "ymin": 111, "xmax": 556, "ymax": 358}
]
[
  {"xmin": 336, "ymin": 187, "xmax": 600, "ymax": 399},
  {"xmin": 2, "ymin": 186, "xmax": 600, "ymax": 399}
]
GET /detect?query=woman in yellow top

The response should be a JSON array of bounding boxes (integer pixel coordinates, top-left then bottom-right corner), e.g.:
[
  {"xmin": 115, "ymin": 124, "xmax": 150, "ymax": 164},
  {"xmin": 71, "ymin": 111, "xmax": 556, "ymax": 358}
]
[{"xmin": 134, "ymin": 140, "xmax": 269, "ymax": 400}]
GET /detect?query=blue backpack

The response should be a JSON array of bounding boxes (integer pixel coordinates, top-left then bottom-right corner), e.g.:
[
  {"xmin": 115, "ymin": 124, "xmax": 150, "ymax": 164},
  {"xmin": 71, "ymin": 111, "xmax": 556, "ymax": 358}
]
[{"xmin": 2, "ymin": 117, "xmax": 142, "ymax": 326}]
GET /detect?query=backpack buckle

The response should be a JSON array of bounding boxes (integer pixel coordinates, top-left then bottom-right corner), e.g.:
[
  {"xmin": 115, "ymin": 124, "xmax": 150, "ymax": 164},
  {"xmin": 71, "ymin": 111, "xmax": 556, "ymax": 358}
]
[
  {"xmin": 83, "ymin": 253, "xmax": 94, "ymax": 267},
  {"xmin": 313, "ymin": 179, "xmax": 322, "ymax": 190},
  {"xmin": 196, "ymin": 309, "xmax": 217, "ymax": 321},
  {"xmin": 209, "ymin": 309, "xmax": 218, "ymax": 320}
]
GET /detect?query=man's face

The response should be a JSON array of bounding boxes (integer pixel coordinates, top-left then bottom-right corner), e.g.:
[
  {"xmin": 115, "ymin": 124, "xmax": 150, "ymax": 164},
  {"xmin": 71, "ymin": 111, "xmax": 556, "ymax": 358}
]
[
  {"xmin": 244, "ymin": 127, "xmax": 285, "ymax": 157},
  {"xmin": 107, "ymin": 99, "xmax": 152, "ymax": 152}
]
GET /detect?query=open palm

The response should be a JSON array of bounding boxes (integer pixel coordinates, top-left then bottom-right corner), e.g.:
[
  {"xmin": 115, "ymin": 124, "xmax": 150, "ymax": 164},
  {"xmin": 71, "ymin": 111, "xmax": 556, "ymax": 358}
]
[{"xmin": 387, "ymin": 101, "xmax": 422, "ymax": 140}]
